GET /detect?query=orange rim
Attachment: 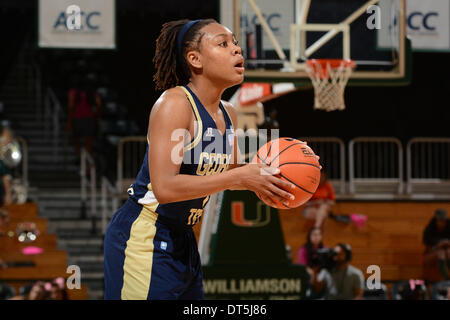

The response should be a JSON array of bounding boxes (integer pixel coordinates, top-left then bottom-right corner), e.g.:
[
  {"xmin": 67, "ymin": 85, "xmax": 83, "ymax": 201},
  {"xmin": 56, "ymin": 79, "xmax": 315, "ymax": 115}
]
[
  {"xmin": 306, "ymin": 59, "xmax": 355, "ymax": 68},
  {"xmin": 306, "ymin": 59, "xmax": 355, "ymax": 79}
]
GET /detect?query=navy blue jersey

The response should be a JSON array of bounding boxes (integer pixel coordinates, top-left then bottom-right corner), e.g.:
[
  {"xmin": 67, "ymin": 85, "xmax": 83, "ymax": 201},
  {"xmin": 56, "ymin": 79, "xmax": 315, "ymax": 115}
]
[{"xmin": 127, "ymin": 85, "xmax": 234, "ymax": 227}]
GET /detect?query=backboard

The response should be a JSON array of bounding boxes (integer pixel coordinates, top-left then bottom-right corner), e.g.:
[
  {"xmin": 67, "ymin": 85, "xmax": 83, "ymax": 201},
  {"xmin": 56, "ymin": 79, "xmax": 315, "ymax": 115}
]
[{"xmin": 219, "ymin": 0, "xmax": 410, "ymax": 85}]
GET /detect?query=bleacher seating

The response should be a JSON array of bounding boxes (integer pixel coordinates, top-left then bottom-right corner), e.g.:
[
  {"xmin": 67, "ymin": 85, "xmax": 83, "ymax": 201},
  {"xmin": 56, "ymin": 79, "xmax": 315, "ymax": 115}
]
[{"xmin": 0, "ymin": 203, "xmax": 87, "ymax": 299}]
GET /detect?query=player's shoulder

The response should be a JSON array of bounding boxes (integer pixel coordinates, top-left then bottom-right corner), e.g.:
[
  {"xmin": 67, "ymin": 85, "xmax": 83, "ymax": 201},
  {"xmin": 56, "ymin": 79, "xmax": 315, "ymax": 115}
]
[
  {"xmin": 159, "ymin": 86, "xmax": 190, "ymax": 105},
  {"xmin": 152, "ymin": 87, "xmax": 191, "ymax": 115}
]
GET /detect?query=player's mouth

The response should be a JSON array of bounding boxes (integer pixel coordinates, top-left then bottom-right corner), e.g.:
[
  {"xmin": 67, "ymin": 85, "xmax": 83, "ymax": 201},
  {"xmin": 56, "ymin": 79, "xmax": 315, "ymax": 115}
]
[{"xmin": 234, "ymin": 59, "xmax": 245, "ymax": 73}]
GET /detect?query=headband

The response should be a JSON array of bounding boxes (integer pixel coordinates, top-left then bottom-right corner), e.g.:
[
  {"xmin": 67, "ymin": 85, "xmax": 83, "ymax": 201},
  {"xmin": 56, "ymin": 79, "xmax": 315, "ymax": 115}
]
[{"xmin": 177, "ymin": 20, "xmax": 201, "ymax": 62}]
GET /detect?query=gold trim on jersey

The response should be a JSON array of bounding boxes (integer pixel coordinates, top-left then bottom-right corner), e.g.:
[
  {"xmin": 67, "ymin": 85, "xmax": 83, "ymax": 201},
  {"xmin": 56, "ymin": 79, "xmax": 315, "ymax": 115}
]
[
  {"xmin": 179, "ymin": 86, "xmax": 203, "ymax": 152},
  {"xmin": 121, "ymin": 205, "xmax": 159, "ymax": 300},
  {"xmin": 221, "ymin": 101, "xmax": 235, "ymax": 131},
  {"xmin": 202, "ymin": 195, "xmax": 210, "ymax": 207}
]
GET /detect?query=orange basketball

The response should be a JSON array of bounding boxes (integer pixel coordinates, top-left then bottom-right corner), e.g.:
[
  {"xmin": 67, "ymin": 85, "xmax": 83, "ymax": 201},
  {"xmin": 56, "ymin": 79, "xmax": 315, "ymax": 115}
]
[{"xmin": 252, "ymin": 137, "xmax": 321, "ymax": 209}]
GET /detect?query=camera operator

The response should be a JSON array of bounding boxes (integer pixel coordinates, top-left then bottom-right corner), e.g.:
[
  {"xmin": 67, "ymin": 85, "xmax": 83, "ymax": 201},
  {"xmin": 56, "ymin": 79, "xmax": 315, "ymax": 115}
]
[
  {"xmin": 297, "ymin": 227, "xmax": 333, "ymax": 299},
  {"xmin": 326, "ymin": 243, "xmax": 365, "ymax": 300}
]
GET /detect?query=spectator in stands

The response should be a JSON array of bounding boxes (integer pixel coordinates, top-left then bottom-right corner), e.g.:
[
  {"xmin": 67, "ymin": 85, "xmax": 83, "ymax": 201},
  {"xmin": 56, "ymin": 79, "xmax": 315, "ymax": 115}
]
[
  {"xmin": 67, "ymin": 74, "xmax": 102, "ymax": 162},
  {"xmin": 30, "ymin": 281, "xmax": 48, "ymax": 300},
  {"xmin": 0, "ymin": 125, "xmax": 12, "ymax": 206},
  {"xmin": 0, "ymin": 282, "xmax": 15, "ymax": 300},
  {"xmin": 27, "ymin": 281, "xmax": 46, "ymax": 300},
  {"xmin": 423, "ymin": 208, "xmax": 450, "ymax": 280},
  {"xmin": 302, "ymin": 170, "xmax": 336, "ymax": 229},
  {"xmin": 9, "ymin": 281, "xmax": 47, "ymax": 300},
  {"xmin": 430, "ymin": 280, "xmax": 450, "ymax": 300},
  {"xmin": 326, "ymin": 243, "xmax": 365, "ymax": 300},
  {"xmin": 0, "ymin": 207, "xmax": 9, "ymax": 236},
  {"xmin": 46, "ymin": 277, "xmax": 68, "ymax": 300},
  {"xmin": 297, "ymin": 227, "xmax": 327, "ymax": 266},
  {"xmin": 297, "ymin": 227, "xmax": 333, "ymax": 299},
  {"xmin": 391, "ymin": 280, "xmax": 428, "ymax": 300}
]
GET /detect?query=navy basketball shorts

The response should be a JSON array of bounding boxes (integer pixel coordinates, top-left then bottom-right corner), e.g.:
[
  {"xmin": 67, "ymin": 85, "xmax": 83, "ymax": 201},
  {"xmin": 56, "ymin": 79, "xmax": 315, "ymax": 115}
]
[{"xmin": 104, "ymin": 198, "xmax": 204, "ymax": 300}]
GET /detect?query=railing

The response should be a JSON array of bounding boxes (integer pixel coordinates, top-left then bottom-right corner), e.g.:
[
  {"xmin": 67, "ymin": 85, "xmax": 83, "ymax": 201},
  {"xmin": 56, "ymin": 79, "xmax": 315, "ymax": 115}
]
[
  {"xmin": 101, "ymin": 176, "xmax": 119, "ymax": 236},
  {"xmin": 43, "ymin": 87, "xmax": 63, "ymax": 158},
  {"xmin": 117, "ymin": 136, "xmax": 148, "ymax": 196},
  {"xmin": 109, "ymin": 135, "xmax": 450, "ymax": 207},
  {"xmin": 31, "ymin": 61, "xmax": 42, "ymax": 121},
  {"xmin": 349, "ymin": 137, "xmax": 403, "ymax": 195},
  {"xmin": 80, "ymin": 148, "xmax": 96, "ymax": 221},
  {"xmin": 98, "ymin": 136, "xmax": 148, "ymax": 236},
  {"xmin": 406, "ymin": 138, "xmax": 450, "ymax": 195},
  {"xmin": 11, "ymin": 136, "xmax": 29, "ymax": 204},
  {"xmin": 15, "ymin": 136, "xmax": 28, "ymax": 191},
  {"xmin": 300, "ymin": 137, "xmax": 346, "ymax": 194}
]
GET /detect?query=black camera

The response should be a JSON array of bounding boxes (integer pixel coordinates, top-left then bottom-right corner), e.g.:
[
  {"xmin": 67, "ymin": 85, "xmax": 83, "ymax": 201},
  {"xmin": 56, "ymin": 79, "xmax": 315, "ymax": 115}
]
[{"xmin": 310, "ymin": 248, "xmax": 337, "ymax": 270}]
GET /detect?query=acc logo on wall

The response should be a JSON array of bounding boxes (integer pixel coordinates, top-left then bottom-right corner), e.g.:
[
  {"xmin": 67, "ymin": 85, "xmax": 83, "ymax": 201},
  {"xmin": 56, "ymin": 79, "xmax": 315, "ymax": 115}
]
[
  {"xmin": 231, "ymin": 201, "xmax": 271, "ymax": 227},
  {"xmin": 406, "ymin": 0, "xmax": 449, "ymax": 51},
  {"xmin": 239, "ymin": 0, "xmax": 293, "ymax": 50},
  {"xmin": 39, "ymin": 0, "xmax": 116, "ymax": 49},
  {"xmin": 378, "ymin": 0, "xmax": 450, "ymax": 52}
]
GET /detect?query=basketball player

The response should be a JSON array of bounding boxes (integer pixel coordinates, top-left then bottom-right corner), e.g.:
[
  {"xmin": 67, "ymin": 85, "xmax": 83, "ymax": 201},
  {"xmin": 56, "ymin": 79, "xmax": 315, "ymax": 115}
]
[{"xmin": 104, "ymin": 19, "xmax": 305, "ymax": 300}]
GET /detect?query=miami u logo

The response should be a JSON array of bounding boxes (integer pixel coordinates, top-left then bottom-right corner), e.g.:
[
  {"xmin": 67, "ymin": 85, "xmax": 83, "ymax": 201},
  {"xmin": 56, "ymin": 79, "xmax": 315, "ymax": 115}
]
[{"xmin": 231, "ymin": 201, "xmax": 271, "ymax": 227}]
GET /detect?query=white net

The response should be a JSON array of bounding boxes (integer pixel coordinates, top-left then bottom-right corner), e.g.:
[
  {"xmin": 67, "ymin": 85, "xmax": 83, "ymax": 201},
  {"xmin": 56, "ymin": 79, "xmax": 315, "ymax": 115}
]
[{"xmin": 306, "ymin": 60, "xmax": 354, "ymax": 112}]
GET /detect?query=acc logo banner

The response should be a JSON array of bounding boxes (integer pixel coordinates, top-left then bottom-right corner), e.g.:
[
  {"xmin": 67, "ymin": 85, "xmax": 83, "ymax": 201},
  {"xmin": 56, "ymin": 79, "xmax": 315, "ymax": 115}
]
[
  {"xmin": 239, "ymin": 0, "xmax": 293, "ymax": 50},
  {"xmin": 39, "ymin": 0, "xmax": 116, "ymax": 49},
  {"xmin": 377, "ymin": 0, "xmax": 449, "ymax": 52},
  {"xmin": 231, "ymin": 201, "xmax": 271, "ymax": 227},
  {"xmin": 406, "ymin": 0, "xmax": 449, "ymax": 51}
]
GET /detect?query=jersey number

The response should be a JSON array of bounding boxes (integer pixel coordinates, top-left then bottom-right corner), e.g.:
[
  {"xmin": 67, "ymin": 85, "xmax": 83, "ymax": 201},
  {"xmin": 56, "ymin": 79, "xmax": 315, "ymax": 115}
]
[
  {"xmin": 187, "ymin": 208, "xmax": 204, "ymax": 226},
  {"xmin": 186, "ymin": 196, "xmax": 210, "ymax": 226}
]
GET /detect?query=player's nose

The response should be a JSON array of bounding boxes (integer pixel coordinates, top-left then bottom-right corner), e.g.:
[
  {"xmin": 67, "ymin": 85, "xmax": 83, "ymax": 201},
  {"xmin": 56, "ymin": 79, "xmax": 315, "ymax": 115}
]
[{"xmin": 232, "ymin": 44, "xmax": 242, "ymax": 56}]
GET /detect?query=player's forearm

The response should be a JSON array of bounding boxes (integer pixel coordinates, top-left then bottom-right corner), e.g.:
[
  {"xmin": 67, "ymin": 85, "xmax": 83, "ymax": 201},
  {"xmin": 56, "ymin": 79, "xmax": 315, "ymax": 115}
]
[
  {"xmin": 153, "ymin": 169, "xmax": 241, "ymax": 204},
  {"xmin": 227, "ymin": 162, "xmax": 245, "ymax": 170}
]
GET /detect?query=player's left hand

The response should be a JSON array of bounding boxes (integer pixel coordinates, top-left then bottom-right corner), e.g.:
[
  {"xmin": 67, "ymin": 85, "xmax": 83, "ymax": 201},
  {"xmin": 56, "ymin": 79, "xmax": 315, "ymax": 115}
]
[{"xmin": 254, "ymin": 191, "xmax": 279, "ymax": 208}]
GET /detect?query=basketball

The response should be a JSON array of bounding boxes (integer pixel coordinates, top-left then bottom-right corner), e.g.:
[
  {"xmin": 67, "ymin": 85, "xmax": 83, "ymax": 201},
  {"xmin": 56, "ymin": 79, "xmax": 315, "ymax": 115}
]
[{"xmin": 252, "ymin": 137, "xmax": 321, "ymax": 209}]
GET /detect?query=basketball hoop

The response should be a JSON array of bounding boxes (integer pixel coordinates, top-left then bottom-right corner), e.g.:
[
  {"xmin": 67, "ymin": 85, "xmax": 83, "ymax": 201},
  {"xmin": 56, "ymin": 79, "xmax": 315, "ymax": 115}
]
[{"xmin": 306, "ymin": 59, "xmax": 355, "ymax": 112}]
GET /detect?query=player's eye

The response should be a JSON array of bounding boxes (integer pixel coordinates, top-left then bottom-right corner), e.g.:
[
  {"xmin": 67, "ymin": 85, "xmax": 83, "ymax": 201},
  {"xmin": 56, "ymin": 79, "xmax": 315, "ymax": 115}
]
[
  {"xmin": 219, "ymin": 41, "xmax": 228, "ymax": 47},
  {"xmin": 232, "ymin": 39, "xmax": 239, "ymax": 46}
]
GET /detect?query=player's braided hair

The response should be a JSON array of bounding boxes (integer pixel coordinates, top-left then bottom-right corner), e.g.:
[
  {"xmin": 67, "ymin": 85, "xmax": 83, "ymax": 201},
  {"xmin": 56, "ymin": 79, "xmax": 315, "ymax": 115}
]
[{"xmin": 153, "ymin": 19, "xmax": 217, "ymax": 91}]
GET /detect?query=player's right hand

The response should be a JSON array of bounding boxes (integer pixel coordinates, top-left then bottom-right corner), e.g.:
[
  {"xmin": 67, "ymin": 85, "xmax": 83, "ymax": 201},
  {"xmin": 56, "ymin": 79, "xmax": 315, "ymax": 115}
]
[{"xmin": 230, "ymin": 163, "xmax": 295, "ymax": 207}]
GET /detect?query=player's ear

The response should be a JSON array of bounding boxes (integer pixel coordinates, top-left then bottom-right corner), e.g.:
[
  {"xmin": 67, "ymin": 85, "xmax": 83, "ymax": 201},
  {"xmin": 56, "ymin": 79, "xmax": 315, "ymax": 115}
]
[{"xmin": 186, "ymin": 50, "xmax": 202, "ymax": 70}]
